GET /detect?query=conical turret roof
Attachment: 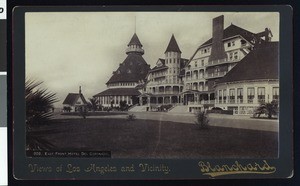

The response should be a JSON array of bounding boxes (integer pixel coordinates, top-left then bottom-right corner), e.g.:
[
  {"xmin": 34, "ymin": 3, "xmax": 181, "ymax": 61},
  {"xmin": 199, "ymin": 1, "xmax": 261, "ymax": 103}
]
[
  {"xmin": 165, "ymin": 34, "xmax": 182, "ymax": 53},
  {"xmin": 128, "ymin": 33, "xmax": 143, "ymax": 46}
]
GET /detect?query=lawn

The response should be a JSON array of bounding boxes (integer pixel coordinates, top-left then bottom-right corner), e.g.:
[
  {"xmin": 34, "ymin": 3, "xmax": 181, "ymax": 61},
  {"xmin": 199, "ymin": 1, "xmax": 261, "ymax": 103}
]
[{"xmin": 31, "ymin": 118, "xmax": 278, "ymax": 158}]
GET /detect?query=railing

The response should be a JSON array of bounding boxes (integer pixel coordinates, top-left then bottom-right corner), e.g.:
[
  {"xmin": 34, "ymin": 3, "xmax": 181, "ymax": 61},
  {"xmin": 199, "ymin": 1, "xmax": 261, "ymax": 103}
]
[
  {"xmin": 125, "ymin": 48, "xmax": 144, "ymax": 54},
  {"xmin": 205, "ymin": 71, "xmax": 226, "ymax": 79},
  {"xmin": 185, "ymin": 76, "xmax": 206, "ymax": 82},
  {"xmin": 188, "ymin": 100, "xmax": 215, "ymax": 105},
  {"xmin": 148, "ymin": 91, "xmax": 180, "ymax": 95}
]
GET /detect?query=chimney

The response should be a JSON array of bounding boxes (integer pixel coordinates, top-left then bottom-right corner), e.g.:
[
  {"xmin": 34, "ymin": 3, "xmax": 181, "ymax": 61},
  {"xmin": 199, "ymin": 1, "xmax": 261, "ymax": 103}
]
[
  {"xmin": 79, "ymin": 86, "xmax": 81, "ymax": 94},
  {"xmin": 208, "ymin": 15, "xmax": 227, "ymax": 62}
]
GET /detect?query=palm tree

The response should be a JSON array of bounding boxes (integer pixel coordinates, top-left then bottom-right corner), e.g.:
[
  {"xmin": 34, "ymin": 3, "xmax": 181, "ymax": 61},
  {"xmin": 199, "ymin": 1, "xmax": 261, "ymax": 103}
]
[
  {"xmin": 88, "ymin": 97, "xmax": 98, "ymax": 112},
  {"xmin": 26, "ymin": 79, "xmax": 58, "ymax": 151},
  {"xmin": 253, "ymin": 100, "xmax": 278, "ymax": 119}
]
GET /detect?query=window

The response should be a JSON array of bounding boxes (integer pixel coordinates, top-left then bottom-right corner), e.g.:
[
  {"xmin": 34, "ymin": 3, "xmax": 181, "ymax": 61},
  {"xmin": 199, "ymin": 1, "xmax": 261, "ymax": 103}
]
[
  {"xmin": 204, "ymin": 49, "xmax": 207, "ymax": 53},
  {"xmin": 258, "ymin": 87, "xmax": 265, "ymax": 103},
  {"xmin": 229, "ymin": 53, "xmax": 233, "ymax": 60},
  {"xmin": 232, "ymin": 41, "xmax": 235, "ymax": 46},
  {"xmin": 229, "ymin": 89, "xmax": 235, "ymax": 103},
  {"xmin": 234, "ymin": 51, "xmax": 238, "ymax": 60},
  {"xmin": 201, "ymin": 60, "xmax": 204, "ymax": 66},
  {"xmin": 237, "ymin": 88, "xmax": 243, "ymax": 103},
  {"xmin": 218, "ymin": 90, "xmax": 222, "ymax": 103},
  {"xmin": 215, "ymin": 66, "xmax": 220, "ymax": 75},
  {"xmin": 273, "ymin": 87, "xmax": 279, "ymax": 101},
  {"xmin": 247, "ymin": 88, "xmax": 255, "ymax": 103},
  {"xmin": 227, "ymin": 42, "xmax": 231, "ymax": 47},
  {"xmin": 195, "ymin": 61, "xmax": 198, "ymax": 67},
  {"xmin": 241, "ymin": 39, "xmax": 247, "ymax": 46},
  {"xmin": 223, "ymin": 89, "xmax": 227, "ymax": 103}
]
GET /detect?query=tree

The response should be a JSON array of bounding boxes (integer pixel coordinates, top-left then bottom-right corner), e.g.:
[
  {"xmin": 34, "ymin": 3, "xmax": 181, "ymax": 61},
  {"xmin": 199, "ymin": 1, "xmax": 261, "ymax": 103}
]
[
  {"xmin": 195, "ymin": 111, "xmax": 209, "ymax": 129},
  {"xmin": 26, "ymin": 79, "xmax": 58, "ymax": 150},
  {"xmin": 119, "ymin": 100, "xmax": 128, "ymax": 111},
  {"xmin": 88, "ymin": 97, "xmax": 98, "ymax": 111},
  {"xmin": 253, "ymin": 100, "xmax": 278, "ymax": 119}
]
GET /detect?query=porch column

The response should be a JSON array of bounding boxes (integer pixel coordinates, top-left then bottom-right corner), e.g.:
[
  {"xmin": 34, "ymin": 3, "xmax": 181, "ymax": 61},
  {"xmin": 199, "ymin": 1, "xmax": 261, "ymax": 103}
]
[
  {"xmin": 126, "ymin": 96, "xmax": 129, "ymax": 104},
  {"xmin": 162, "ymin": 97, "xmax": 165, "ymax": 105},
  {"xmin": 139, "ymin": 96, "xmax": 142, "ymax": 105},
  {"xmin": 169, "ymin": 96, "xmax": 171, "ymax": 104},
  {"xmin": 156, "ymin": 97, "xmax": 158, "ymax": 104},
  {"xmin": 177, "ymin": 96, "xmax": 180, "ymax": 104},
  {"xmin": 148, "ymin": 96, "xmax": 151, "ymax": 106}
]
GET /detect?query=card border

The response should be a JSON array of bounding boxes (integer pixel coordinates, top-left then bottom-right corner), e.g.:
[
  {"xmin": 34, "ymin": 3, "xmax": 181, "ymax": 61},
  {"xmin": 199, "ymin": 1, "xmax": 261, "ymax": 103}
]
[{"xmin": 12, "ymin": 5, "xmax": 293, "ymax": 180}]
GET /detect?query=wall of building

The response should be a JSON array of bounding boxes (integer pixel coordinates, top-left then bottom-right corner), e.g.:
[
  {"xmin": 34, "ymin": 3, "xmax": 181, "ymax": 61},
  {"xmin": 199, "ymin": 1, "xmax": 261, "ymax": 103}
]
[{"xmin": 215, "ymin": 80, "xmax": 279, "ymax": 114}]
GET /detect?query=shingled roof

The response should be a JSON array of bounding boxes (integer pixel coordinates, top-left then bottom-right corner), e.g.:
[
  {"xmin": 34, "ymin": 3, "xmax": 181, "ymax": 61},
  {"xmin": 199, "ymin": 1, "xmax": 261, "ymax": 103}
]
[
  {"xmin": 107, "ymin": 53, "xmax": 150, "ymax": 84},
  {"xmin": 165, "ymin": 34, "xmax": 182, "ymax": 53},
  {"xmin": 128, "ymin": 33, "xmax": 142, "ymax": 46},
  {"xmin": 218, "ymin": 42, "xmax": 279, "ymax": 84},
  {"xmin": 93, "ymin": 88, "xmax": 141, "ymax": 97},
  {"xmin": 62, "ymin": 93, "xmax": 88, "ymax": 106},
  {"xmin": 200, "ymin": 24, "xmax": 256, "ymax": 47}
]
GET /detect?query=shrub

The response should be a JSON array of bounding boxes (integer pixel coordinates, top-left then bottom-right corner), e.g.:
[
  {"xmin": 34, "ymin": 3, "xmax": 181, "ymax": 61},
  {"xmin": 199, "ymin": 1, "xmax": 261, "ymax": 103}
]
[
  {"xmin": 127, "ymin": 114, "xmax": 136, "ymax": 121},
  {"xmin": 78, "ymin": 106, "xmax": 88, "ymax": 119},
  {"xmin": 195, "ymin": 111, "xmax": 209, "ymax": 129},
  {"xmin": 63, "ymin": 106, "xmax": 72, "ymax": 112},
  {"xmin": 253, "ymin": 100, "xmax": 278, "ymax": 119}
]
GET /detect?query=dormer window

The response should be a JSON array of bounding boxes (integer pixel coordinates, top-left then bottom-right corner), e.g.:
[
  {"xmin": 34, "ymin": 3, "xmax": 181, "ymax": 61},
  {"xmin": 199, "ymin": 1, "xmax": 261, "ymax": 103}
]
[
  {"xmin": 241, "ymin": 39, "xmax": 247, "ymax": 46},
  {"xmin": 227, "ymin": 42, "xmax": 231, "ymax": 47}
]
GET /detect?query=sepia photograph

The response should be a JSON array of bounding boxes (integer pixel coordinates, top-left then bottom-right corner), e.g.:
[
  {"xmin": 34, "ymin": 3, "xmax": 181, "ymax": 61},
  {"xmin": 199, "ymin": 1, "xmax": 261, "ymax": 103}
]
[{"xmin": 25, "ymin": 11, "xmax": 280, "ymax": 159}]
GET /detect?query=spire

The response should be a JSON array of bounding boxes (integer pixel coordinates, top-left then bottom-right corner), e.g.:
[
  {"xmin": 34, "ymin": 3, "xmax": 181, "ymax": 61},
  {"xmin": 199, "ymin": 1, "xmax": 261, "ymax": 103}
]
[
  {"xmin": 79, "ymin": 86, "xmax": 82, "ymax": 94},
  {"xmin": 127, "ymin": 33, "xmax": 143, "ymax": 47},
  {"xmin": 165, "ymin": 34, "xmax": 182, "ymax": 53}
]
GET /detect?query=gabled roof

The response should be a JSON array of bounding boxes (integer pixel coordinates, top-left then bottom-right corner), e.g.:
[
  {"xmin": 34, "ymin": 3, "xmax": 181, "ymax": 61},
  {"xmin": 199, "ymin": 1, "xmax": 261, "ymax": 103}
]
[
  {"xmin": 157, "ymin": 58, "xmax": 166, "ymax": 65},
  {"xmin": 107, "ymin": 53, "xmax": 151, "ymax": 84},
  {"xmin": 165, "ymin": 34, "xmax": 182, "ymax": 53},
  {"xmin": 218, "ymin": 42, "xmax": 279, "ymax": 84},
  {"xmin": 149, "ymin": 65, "xmax": 168, "ymax": 72},
  {"xmin": 200, "ymin": 24, "xmax": 256, "ymax": 47},
  {"xmin": 128, "ymin": 33, "xmax": 143, "ymax": 46},
  {"xmin": 93, "ymin": 88, "xmax": 141, "ymax": 97},
  {"xmin": 63, "ymin": 93, "xmax": 88, "ymax": 106}
]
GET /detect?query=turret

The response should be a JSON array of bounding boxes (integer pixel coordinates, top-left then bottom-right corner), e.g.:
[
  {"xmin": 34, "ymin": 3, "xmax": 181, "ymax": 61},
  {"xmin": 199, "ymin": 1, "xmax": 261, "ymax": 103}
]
[
  {"xmin": 164, "ymin": 34, "xmax": 182, "ymax": 84},
  {"xmin": 126, "ymin": 33, "xmax": 144, "ymax": 55}
]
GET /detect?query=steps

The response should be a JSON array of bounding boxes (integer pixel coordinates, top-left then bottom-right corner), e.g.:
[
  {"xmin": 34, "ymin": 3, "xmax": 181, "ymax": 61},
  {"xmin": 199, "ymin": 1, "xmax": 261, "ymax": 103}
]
[{"xmin": 168, "ymin": 105, "xmax": 189, "ymax": 113}]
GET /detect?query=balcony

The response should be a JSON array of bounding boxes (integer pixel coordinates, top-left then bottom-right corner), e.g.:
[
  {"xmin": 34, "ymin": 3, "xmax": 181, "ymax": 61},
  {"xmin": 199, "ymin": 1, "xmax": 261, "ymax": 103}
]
[
  {"xmin": 149, "ymin": 91, "xmax": 180, "ymax": 95},
  {"xmin": 206, "ymin": 58, "xmax": 240, "ymax": 67},
  {"xmin": 125, "ymin": 47, "xmax": 144, "ymax": 54},
  {"xmin": 205, "ymin": 71, "xmax": 227, "ymax": 79}
]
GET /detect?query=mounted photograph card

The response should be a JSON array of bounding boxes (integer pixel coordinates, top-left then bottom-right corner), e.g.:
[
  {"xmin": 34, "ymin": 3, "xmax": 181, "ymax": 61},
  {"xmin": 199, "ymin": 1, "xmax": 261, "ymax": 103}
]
[{"xmin": 12, "ymin": 6, "xmax": 293, "ymax": 180}]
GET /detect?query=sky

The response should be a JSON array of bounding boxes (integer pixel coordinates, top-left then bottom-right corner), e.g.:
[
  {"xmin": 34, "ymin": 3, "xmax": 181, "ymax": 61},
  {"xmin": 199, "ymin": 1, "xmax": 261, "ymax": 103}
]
[{"xmin": 25, "ymin": 12, "xmax": 279, "ymax": 108}]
